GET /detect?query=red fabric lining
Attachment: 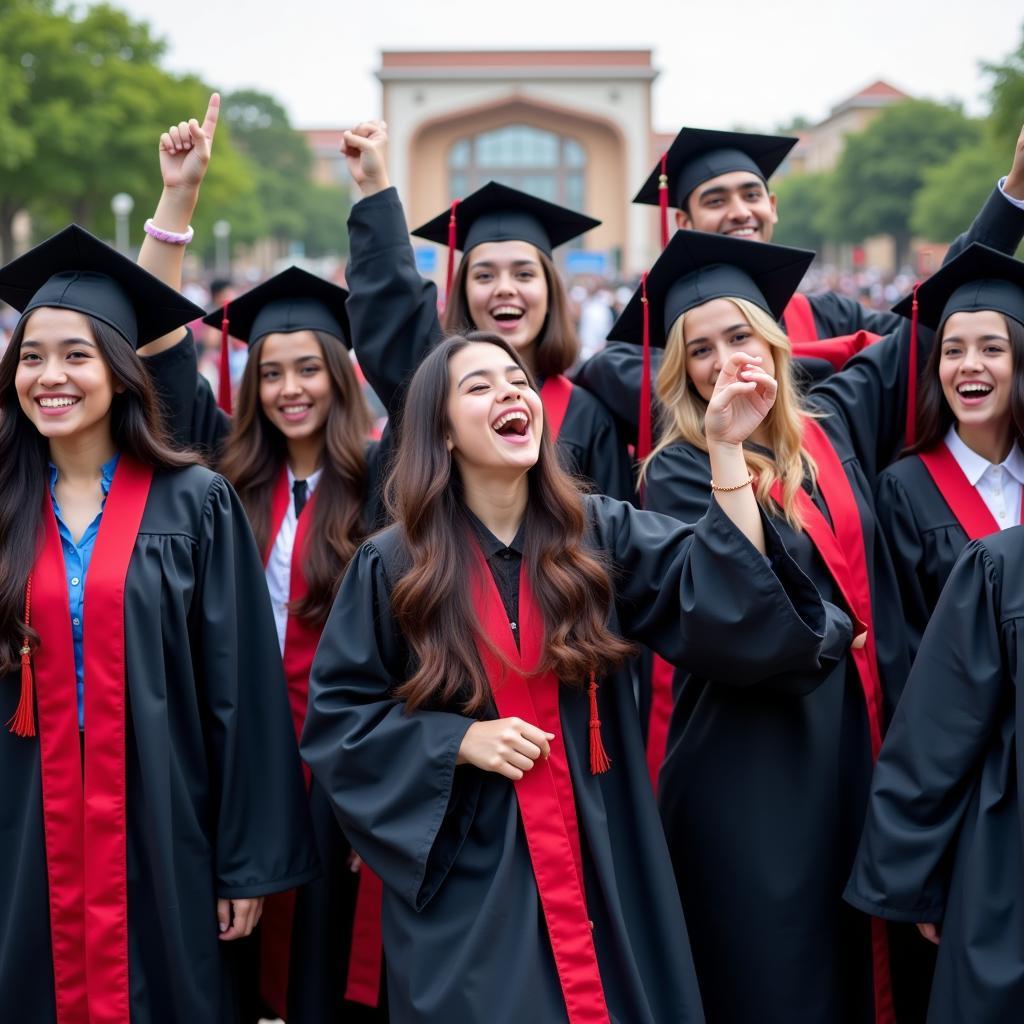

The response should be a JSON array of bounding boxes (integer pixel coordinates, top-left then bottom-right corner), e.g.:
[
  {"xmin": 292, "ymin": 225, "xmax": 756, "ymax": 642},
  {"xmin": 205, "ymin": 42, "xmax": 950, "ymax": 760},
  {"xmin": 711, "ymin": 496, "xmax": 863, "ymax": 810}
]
[
  {"xmin": 540, "ymin": 374, "xmax": 574, "ymax": 442},
  {"xmin": 781, "ymin": 293, "xmax": 818, "ymax": 343}
]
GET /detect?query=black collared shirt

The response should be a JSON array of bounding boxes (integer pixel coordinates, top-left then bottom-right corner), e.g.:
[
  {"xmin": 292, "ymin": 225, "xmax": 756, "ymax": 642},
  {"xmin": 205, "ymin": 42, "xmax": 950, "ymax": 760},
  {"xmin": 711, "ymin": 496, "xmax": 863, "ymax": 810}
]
[{"xmin": 467, "ymin": 512, "xmax": 526, "ymax": 650}]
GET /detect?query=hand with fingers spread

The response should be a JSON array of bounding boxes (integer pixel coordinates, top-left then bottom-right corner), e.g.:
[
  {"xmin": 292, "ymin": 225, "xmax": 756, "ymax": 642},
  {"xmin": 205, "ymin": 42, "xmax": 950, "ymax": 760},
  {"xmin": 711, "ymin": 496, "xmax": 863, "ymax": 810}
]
[
  {"xmin": 216, "ymin": 896, "xmax": 263, "ymax": 941},
  {"xmin": 704, "ymin": 351, "xmax": 779, "ymax": 447},
  {"xmin": 457, "ymin": 717, "xmax": 555, "ymax": 782},
  {"xmin": 158, "ymin": 93, "xmax": 220, "ymax": 196},
  {"xmin": 340, "ymin": 120, "xmax": 390, "ymax": 198}
]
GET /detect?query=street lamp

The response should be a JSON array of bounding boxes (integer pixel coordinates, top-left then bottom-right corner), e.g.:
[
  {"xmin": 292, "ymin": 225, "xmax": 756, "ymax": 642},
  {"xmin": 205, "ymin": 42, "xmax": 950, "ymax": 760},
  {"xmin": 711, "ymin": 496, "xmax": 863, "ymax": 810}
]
[
  {"xmin": 213, "ymin": 219, "xmax": 231, "ymax": 274},
  {"xmin": 111, "ymin": 192, "xmax": 134, "ymax": 254}
]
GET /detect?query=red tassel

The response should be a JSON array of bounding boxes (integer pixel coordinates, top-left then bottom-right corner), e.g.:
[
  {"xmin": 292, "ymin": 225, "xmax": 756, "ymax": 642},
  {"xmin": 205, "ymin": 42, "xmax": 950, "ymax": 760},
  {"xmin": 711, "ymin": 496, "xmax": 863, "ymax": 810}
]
[
  {"xmin": 658, "ymin": 152, "xmax": 669, "ymax": 249},
  {"xmin": 444, "ymin": 198, "xmax": 461, "ymax": 312},
  {"xmin": 637, "ymin": 272, "xmax": 653, "ymax": 464},
  {"xmin": 9, "ymin": 575, "xmax": 35, "ymax": 738},
  {"xmin": 218, "ymin": 300, "xmax": 233, "ymax": 415},
  {"xmin": 588, "ymin": 672, "xmax": 611, "ymax": 775},
  {"xmin": 905, "ymin": 282, "xmax": 920, "ymax": 447}
]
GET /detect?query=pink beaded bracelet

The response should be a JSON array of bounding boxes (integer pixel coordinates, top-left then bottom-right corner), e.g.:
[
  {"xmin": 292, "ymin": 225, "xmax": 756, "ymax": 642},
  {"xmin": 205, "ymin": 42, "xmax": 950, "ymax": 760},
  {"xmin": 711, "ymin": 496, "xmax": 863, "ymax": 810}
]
[{"xmin": 143, "ymin": 218, "xmax": 194, "ymax": 245}]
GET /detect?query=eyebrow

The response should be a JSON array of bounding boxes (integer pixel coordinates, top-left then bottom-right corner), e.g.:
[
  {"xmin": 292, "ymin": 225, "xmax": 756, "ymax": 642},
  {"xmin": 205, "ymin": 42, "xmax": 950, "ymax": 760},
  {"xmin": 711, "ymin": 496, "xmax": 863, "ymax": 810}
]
[
  {"xmin": 942, "ymin": 333, "xmax": 1010, "ymax": 344},
  {"xmin": 469, "ymin": 259, "xmax": 540, "ymax": 270},
  {"xmin": 259, "ymin": 354, "xmax": 323, "ymax": 368},
  {"xmin": 696, "ymin": 178, "xmax": 765, "ymax": 202},
  {"xmin": 457, "ymin": 363, "xmax": 523, "ymax": 387},
  {"xmin": 686, "ymin": 324, "xmax": 749, "ymax": 347},
  {"xmin": 21, "ymin": 337, "xmax": 97, "ymax": 348}
]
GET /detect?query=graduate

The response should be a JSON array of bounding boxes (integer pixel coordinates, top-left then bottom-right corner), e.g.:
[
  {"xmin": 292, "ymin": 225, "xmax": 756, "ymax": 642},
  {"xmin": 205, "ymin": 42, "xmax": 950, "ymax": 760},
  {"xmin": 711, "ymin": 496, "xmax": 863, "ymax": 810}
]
[
  {"xmin": 339, "ymin": 120, "xmax": 634, "ymax": 500},
  {"xmin": 575, "ymin": 124, "xmax": 1024, "ymax": 442},
  {"xmin": 875, "ymin": 243, "xmax": 1024, "ymax": 662},
  {"xmin": 301, "ymin": 329, "xmax": 835, "ymax": 1023},
  {"xmin": 135, "ymin": 99, "xmax": 389, "ymax": 1023},
  {"xmin": 623, "ymin": 229, "xmax": 949, "ymax": 1024},
  {"xmin": 844, "ymin": 526, "xmax": 1024, "ymax": 1021},
  {"xmin": 0, "ymin": 226, "xmax": 317, "ymax": 1023}
]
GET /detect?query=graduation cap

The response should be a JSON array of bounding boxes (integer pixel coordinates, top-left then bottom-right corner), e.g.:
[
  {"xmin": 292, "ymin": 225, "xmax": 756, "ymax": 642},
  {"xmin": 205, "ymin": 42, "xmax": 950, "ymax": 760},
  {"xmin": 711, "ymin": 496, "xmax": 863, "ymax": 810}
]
[
  {"xmin": 0, "ymin": 224, "xmax": 205, "ymax": 349},
  {"xmin": 634, "ymin": 128, "xmax": 798, "ymax": 248},
  {"xmin": 892, "ymin": 242, "xmax": 1024, "ymax": 445},
  {"xmin": 200, "ymin": 266, "xmax": 350, "ymax": 414},
  {"xmin": 609, "ymin": 230, "xmax": 814, "ymax": 461},
  {"xmin": 410, "ymin": 181, "xmax": 600, "ymax": 304}
]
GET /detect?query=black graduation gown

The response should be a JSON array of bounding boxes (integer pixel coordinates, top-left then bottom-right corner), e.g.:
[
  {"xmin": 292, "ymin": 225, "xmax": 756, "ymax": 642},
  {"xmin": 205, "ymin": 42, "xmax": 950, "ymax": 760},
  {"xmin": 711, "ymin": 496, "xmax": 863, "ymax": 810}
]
[
  {"xmin": 845, "ymin": 529, "xmax": 1024, "ymax": 1022},
  {"xmin": 345, "ymin": 187, "xmax": 634, "ymax": 500},
  {"xmin": 301, "ymin": 494, "xmax": 832, "ymax": 1023},
  {"xmin": 574, "ymin": 188, "xmax": 1024, "ymax": 449},
  {"xmin": 874, "ymin": 455, "xmax": 977, "ymax": 664},
  {"xmin": 0, "ymin": 465, "xmax": 318, "ymax": 1024}
]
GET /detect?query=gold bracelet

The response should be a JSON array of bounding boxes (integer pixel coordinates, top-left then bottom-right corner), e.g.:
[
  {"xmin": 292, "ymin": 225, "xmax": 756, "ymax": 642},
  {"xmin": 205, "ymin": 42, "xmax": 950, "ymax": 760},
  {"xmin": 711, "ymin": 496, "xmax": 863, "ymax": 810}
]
[{"xmin": 710, "ymin": 473, "xmax": 754, "ymax": 493}]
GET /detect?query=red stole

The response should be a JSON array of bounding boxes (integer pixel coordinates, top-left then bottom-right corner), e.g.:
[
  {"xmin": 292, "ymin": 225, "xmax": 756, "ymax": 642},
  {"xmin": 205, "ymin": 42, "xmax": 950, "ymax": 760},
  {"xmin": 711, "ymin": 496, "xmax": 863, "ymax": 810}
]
[
  {"xmin": 919, "ymin": 442, "xmax": 1022, "ymax": 539},
  {"xmin": 782, "ymin": 292, "xmax": 818, "ymax": 343},
  {"xmin": 767, "ymin": 419, "xmax": 895, "ymax": 1024},
  {"xmin": 791, "ymin": 330, "xmax": 882, "ymax": 373},
  {"xmin": 541, "ymin": 374, "xmax": 574, "ymax": 442},
  {"xmin": 32, "ymin": 456, "xmax": 153, "ymax": 1024},
  {"xmin": 471, "ymin": 543, "xmax": 609, "ymax": 1024}
]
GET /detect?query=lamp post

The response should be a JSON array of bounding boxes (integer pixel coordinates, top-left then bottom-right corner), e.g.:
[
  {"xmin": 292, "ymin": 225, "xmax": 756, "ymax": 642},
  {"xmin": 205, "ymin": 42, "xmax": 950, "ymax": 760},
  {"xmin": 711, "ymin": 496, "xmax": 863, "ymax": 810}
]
[
  {"xmin": 213, "ymin": 219, "xmax": 231, "ymax": 274},
  {"xmin": 111, "ymin": 192, "xmax": 134, "ymax": 254}
]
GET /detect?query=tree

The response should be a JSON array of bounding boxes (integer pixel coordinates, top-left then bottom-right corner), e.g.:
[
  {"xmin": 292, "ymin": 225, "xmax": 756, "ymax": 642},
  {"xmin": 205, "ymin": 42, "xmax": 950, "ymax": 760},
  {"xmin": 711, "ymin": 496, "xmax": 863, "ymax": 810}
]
[
  {"xmin": 299, "ymin": 182, "xmax": 351, "ymax": 259},
  {"xmin": 825, "ymin": 100, "xmax": 981, "ymax": 268},
  {"xmin": 772, "ymin": 172, "xmax": 833, "ymax": 251},
  {"xmin": 984, "ymin": 22, "xmax": 1024, "ymax": 140}
]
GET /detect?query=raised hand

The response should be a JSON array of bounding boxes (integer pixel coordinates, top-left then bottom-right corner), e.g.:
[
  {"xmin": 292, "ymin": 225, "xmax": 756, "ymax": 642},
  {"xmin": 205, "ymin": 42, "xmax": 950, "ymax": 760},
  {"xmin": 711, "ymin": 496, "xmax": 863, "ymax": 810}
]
[
  {"xmin": 340, "ymin": 120, "xmax": 390, "ymax": 197},
  {"xmin": 1005, "ymin": 121, "xmax": 1024, "ymax": 199},
  {"xmin": 704, "ymin": 352, "xmax": 778, "ymax": 447},
  {"xmin": 158, "ymin": 93, "xmax": 220, "ymax": 194}
]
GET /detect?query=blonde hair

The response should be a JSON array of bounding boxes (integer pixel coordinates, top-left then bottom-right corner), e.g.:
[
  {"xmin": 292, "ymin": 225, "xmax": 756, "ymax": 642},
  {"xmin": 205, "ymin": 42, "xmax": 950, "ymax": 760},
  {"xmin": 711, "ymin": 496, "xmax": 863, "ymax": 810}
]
[{"xmin": 640, "ymin": 296, "xmax": 817, "ymax": 529}]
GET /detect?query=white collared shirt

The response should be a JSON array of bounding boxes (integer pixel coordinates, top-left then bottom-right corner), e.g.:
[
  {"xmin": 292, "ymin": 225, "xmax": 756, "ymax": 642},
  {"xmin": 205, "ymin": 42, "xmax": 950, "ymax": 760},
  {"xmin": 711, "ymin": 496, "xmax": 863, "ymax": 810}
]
[
  {"xmin": 266, "ymin": 466, "xmax": 323, "ymax": 653},
  {"xmin": 945, "ymin": 425, "xmax": 1024, "ymax": 530}
]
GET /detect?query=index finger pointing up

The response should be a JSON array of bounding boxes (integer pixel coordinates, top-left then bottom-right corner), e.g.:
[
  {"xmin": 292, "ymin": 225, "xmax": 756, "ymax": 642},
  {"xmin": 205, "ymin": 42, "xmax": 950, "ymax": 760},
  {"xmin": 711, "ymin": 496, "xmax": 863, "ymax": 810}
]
[{"xmin": 202, "ymin": 92, "xmax": 221, "ymax": 142}]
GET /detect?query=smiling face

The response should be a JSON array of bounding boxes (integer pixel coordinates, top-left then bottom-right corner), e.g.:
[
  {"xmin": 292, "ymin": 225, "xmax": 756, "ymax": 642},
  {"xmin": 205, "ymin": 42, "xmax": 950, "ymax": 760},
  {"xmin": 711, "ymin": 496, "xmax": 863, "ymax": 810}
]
[
  {"xmin": 681, "ymin": 298, "xmax": 776, "ymax": 401},
  {"xmin": 463, "ymin": 241, "xmax": 550, "ymax": 361},
  {"xmin": 258, "ymin": 330, "xmax": 334, "ymax": 442},
  {"xmin": 675, "ymin": 171, "xmax": 779, "ymax": 242},
  {"xmin": 938, "ymin": 309, "xmax": 1014, "ymax": 431},
  {"xmin": 445, "ymin": 340, "xmax": 543, "ymax": 479},
  {"xmin": 15, "ymin": 307, "xmax": 120, "ymax": 445}
]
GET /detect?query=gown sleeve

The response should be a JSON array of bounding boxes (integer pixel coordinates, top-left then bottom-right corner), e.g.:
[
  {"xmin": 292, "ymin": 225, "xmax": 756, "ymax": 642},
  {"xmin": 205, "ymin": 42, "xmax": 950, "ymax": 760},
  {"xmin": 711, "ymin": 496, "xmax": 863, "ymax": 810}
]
[
  {"xmin": 345, "ymin": 187, "xmax": 445, "ymax": 418},
  {"xmin": 590, "ymin": 493, "xmax": 830, "ymax": 683},
  {"xmin": 843, "ymin": 540, "xmax": 1006, "ymax": 923},
  {"xmin": 301, "ymin": 539, "xmax": 481, "ymax": 911},
  {"xmin": 643, "ymin": 447, "xmax": 854, "ymax": 690},
  {"xmin": 195, "ymin": 474, "xmax": 319, "ymax": 897},
  {"xmin": 569, "ymin": 387, "xmax": 634, "ymax": 500},
  {"xmin": 806, "ymin": 291, "xmax": 902, "ymax": 339},
  {"xmin": 571, "ymin": 341, "xmax": 656, "ymax": 443}
]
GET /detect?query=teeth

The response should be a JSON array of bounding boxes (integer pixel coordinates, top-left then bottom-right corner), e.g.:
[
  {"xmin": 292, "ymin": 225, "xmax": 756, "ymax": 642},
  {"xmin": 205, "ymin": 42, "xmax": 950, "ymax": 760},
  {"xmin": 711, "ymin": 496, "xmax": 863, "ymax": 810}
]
[
  {"xmin": 493, "ymin": 410, "xmax": 528, "ymax": 431},
  {"xmin": 39, "ymin": 397, "xmax": 78, "ymax": 408},
  {"xmin": 958, "ymin": 384, "xmax": 992, "ymax": 395},
  {"xmin": 492, "ymin": 306, "xmax": 524, "ymax": 318},
  {"xmin": 281, "ymin": 405, "xmax": 310, "ymax": 414}
]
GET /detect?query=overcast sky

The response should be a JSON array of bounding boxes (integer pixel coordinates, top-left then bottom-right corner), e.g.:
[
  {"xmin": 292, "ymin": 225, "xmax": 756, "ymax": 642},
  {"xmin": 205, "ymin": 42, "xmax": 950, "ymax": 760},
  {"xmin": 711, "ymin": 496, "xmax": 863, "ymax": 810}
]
[{"xmin": 118, "ymin": 0, "xmax": 1021, "ymax": 133}]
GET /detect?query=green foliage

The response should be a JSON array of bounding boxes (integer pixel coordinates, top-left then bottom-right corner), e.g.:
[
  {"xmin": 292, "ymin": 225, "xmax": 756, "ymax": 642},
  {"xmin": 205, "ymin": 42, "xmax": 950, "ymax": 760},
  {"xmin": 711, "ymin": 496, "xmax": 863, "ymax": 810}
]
[
  {"xmin": 299, "ymin": 183, "xmax": 351, "ymax": 259},
  {"xmin": 984, "ymin": 23, "xmax": 1024, "ymax": 140},
  {"xmin": 772, "ymin": 172, "xmax": 833, "ymax": 250}
]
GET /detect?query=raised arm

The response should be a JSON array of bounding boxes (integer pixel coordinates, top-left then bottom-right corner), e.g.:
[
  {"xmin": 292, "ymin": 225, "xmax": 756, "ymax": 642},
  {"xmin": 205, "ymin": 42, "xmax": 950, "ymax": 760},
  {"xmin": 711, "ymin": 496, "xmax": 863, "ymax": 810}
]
[{"xmin": 342, "ymin": 121, "xmax": 444, "ymax": 418}]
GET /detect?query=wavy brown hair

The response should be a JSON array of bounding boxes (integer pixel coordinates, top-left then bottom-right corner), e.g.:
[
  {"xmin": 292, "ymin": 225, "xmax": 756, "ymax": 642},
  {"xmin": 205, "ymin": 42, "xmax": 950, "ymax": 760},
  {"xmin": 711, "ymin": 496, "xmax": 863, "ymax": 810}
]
[
  {"xmin": 443, "ymin": 245, "xmax": 580, "ymax": 378},
  {"xmin": 218, "ymin": 330, "xmax": 371, "ymax": 625},
  {"xmin": 384, "ymin": 331, "xmax": 633, "ymax": 715},
  {"xmin": 906, "ymin": 313, "xmax": 1024, "ymax": 455},
  {"xmin": 0, "ymin": 312, "xmax": 198, "ymax": 675}
]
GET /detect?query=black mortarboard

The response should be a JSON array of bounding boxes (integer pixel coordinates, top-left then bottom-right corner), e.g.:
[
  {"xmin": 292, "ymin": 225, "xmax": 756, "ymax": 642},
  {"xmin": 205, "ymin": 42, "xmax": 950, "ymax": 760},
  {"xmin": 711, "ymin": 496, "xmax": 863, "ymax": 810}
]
[
  {"xmin": 201, "ymin": 266, "xmax": 351, "ymax": 348},
  {"xmin": 411, "ymin": 181, "xmax": 599, "ymax": 257},
  {"xmin": 610, "ymin": 231, "xmax": 814, "ymax": 349},
  {"xmin": 634, "ymin": 128, "xmax": 798, "ymax": 211},
  {"xmin": 892, "ymin": 243, "xmax": 1024, "ymax": 332},
  {"xmin": 0, "ymin": 225, "xmax": 204, "ymax": 349}
]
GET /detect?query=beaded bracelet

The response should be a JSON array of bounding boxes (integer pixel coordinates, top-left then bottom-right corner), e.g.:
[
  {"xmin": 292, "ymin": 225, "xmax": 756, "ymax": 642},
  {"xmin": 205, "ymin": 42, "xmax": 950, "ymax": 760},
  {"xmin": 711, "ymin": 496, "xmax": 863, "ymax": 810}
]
[
  {"xmin": 143, "ymin": 218, "xmax": 194, "ymax": 245},
  {"xmin": 709, "ymin": 473, "xmax": 754, "ymax": 493}
]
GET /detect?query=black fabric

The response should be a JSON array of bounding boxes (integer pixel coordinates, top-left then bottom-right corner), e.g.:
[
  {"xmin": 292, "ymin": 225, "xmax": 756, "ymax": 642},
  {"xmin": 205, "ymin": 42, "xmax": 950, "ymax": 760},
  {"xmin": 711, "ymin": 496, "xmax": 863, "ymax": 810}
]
[
  {"xmin": 0, "ymin": 225, "xmax": 204, "ymax": 348},
  {"xmin": 845, "ymin": 530, "xmax": 1024, "ymax": 1022},
  {"xmin": 0, "ymin": 467, "xmax": 318, "ymax": 1023},
  {"xmin": 346, "ymin": 187, "xmax": 634, "ymax": 501},
  {"xmin": 293, "ymin": 478, "xmax": 309, "ymax": 519},
  {"xmin": 466, "ymin": 512, "xmax": 526, "ymax": 638},
  {"xmin": 302, "ymin": 494, "xmax": 830, "ymax": 1024}
]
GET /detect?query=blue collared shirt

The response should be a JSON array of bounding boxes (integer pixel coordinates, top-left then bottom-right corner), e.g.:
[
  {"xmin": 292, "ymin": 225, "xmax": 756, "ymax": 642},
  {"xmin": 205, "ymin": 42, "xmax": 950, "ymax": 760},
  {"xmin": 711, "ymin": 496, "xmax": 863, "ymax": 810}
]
[{"xmin": 49, "ymin": 454, "xmax": 119, "ymax": 729}]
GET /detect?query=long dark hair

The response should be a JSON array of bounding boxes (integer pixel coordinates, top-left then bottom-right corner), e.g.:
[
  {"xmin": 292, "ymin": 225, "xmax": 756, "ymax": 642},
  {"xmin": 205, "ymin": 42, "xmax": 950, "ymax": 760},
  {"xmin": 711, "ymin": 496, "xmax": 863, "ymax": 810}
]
[
  {"xmin": 384, "ymin": 331, "xmax": 632, "ymax": 715},
  {"xmin": 218, "ymin": 330, "xmax": 370, "ymax": 625},
  {"xmin": 0, "ymin": 312, "xmax": 197, "ymax": 675},
  {"xmin": 906, "ymin": 314, "xmax": 1024, "ymax": 455},
  {"xmin": 443, "ymin": 246, "xmax": 580, "ymax": 378}
]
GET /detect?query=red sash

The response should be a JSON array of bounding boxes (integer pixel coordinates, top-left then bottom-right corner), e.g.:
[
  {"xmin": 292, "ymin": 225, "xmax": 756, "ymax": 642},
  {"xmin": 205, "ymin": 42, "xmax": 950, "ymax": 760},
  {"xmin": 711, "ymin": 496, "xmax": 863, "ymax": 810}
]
[
  {"xmin": 919, "ymin": 442, "xmax": 1023, "ymax": 539},
  {"xmin": 791, "ymin": 330, "xmax": 882, "ymax": 372},
  {"xmin": 782, "ymin": 293, "xmax": 818, "ymax": 343},
  {"xmin": 541, "ymin": 374, "xmax": 574, "ymax": 442},
  {"xmin": 768, "ymin": 419, "xmax": 894, "ymax": 1024},
  {"xmin": 471, "ymin": 542, "xmax": 609, "ymax": 1023},
  {"xmin": 33, "ymin": 456, "xmax": 153, "ymax": 1024}
]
